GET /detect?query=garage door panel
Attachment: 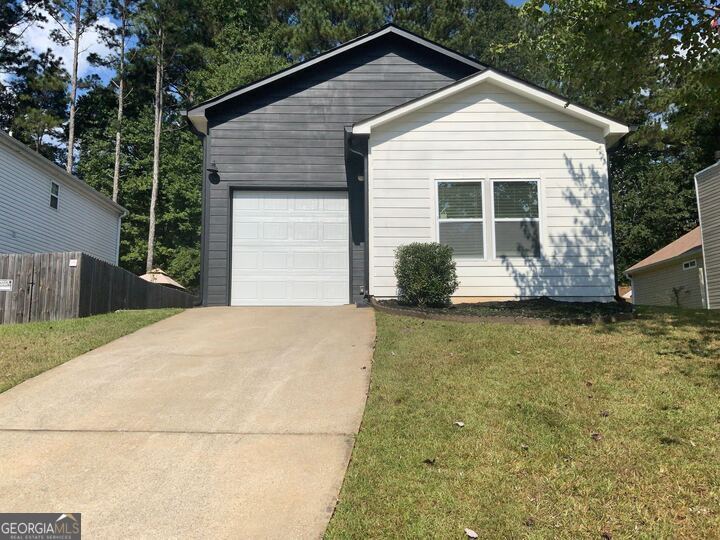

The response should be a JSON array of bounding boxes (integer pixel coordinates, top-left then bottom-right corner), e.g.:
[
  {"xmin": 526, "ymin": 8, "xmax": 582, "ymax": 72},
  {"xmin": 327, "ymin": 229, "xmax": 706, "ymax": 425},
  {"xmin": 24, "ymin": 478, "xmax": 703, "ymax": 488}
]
[{"xmin": 231, "ymin": 191, "xmax": 349, "ymax": 306}]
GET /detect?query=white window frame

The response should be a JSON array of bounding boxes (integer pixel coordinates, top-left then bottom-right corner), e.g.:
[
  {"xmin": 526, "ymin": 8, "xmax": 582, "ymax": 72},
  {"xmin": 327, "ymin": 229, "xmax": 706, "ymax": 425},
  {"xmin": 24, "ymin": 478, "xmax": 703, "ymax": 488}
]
[
  {"xmin": 50, "ymin": 181, "xmax": 59, "ymax": 210},
  {"xmin": 683, "ymin": 260, "xmax": 697, "ymax": 271},
  {"xmin": 434, "ymin": 178, "xmax": 486, "ymax": 261},
  {"xmin": 491, "ymin": 178, "xmax": 542, "ymax": 260}
]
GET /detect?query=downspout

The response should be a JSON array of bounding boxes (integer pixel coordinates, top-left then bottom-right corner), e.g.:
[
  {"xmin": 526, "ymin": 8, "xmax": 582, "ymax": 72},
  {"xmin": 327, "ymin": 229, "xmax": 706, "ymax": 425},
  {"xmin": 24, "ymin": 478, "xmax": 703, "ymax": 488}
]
[
  {"xmin": 185, "ymin": 114, "xmax": 208, "ymax": 306},
  {"xmin": 346, "ymin": 133, "xmax": 370, "ymax": 302},
  {"xmin": 607, "ymin": 131, "xmax": 633, "ymax": 303}
]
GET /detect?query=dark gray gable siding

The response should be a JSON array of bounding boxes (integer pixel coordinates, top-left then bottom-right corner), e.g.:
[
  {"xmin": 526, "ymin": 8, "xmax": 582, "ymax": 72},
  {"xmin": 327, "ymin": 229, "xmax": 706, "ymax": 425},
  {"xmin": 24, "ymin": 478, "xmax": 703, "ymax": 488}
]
[{"xmin": 203, "ymin": 34, "xmax": 478, "ymax": 305}]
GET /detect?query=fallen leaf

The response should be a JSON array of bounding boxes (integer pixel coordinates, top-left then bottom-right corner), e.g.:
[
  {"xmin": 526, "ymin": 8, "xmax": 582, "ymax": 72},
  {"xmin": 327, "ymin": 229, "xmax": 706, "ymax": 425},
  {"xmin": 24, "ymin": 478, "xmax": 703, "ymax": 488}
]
[
  {"xmin": 591, "ymin": 432, "xmax": 603, "ymax": 441},
  {"xmin": 601, "ymin": 531, "xmax": 612, "ymax": 539},
  {"xmin": 586, "ymin": 380, "xmax": 594, "ymax": 387},
  {"xmin": 521, "ymin": 443, "xmax": 529, "ymax": 451},
  {"xmin": 422, "ymin": 458, "xmax": 436, "ymax": 466},
  {"xmin": 391, "ymin": 351, "xmax": 396, "ymax": 356},
  {"xmin": 464, "ymin": 528, "xmax": 478, "ymax": 539},
  {"xmin": 524, "ymin": 517, "xmax": 535, "ymax": 527},
  {"xmin": 599, "ymin": 410, "xmax": 609, "ymax": 417},
  {"xmin": 454, "ymin": 421, "xmax": 465, "ymax": 428}
]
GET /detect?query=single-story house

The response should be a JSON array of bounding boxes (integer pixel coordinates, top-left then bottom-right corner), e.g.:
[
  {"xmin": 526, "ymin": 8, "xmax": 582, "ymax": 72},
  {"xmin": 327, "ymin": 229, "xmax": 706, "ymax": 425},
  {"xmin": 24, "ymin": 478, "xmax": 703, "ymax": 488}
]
[
  {"xmin": 625, "ymin": 227, "xmax": 706, "ymax": 309},
  {"xmin": 0, "ymin": 131, "xmax": 125, "ymax": 264},
  {"xmin": 186, "ymin": 24, "xmax": 628, "ymax": 307},
  {"xmin": 695, "ymin": 160, "xmax": 720, "ymax": 308}
]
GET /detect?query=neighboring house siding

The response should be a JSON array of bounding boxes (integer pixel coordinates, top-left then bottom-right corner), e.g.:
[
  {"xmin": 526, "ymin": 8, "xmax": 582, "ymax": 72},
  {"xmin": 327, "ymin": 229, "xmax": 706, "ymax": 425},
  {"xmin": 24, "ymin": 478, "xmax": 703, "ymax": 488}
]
[
  {"xmin": 368, "ymin": 82, "xmax": 614, "ymax": 299},
  {"xmin": 696, "ymin": 162, "xmax": 720, "ymax": 308},
  {"xmin": 0, "ymin": 141, "xmax": 121, "ymax": 264},
  {"xmin": 631, "ymin": 254, "xmax": 705, "ymax": 308},
  {"xmin": 202, "ymin": 35, "xmax": 477, "ymax": 305}
]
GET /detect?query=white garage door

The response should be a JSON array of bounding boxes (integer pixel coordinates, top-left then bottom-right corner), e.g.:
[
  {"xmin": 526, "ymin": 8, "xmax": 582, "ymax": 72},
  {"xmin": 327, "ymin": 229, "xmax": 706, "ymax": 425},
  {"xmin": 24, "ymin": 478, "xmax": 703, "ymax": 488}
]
[{"xmin": 231, "ymin": 191, "xmax": 349, "ymax": 306}]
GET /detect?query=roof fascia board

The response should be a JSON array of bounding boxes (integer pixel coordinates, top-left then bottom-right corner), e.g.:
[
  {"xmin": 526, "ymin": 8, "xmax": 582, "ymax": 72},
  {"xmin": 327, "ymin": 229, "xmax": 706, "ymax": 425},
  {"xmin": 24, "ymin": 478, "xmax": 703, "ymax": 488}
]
[
  {"xmin": 0, "ymin": 131, "xmax": 126, "ymax": 216},
  {"xmin": 186, "ymin": 25, "xmax": 484, "ymax": 134},
  {"xmin": 624, "ymin": 246, "xmax": 703, "ymax": 276},
  {"xmin": 352, "ymin": 69, "xmax": 629, "ymax": 141},
  {"xmin": 694, "ymin": 160, "xmax": 720, "ymax": 182}
]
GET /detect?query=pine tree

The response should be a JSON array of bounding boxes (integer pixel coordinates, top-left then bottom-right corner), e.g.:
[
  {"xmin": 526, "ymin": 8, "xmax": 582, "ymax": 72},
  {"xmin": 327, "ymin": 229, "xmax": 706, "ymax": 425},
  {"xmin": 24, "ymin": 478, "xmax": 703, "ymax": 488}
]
[
  {"xmin": 48, "ymin": 0, "xmax": 105, "ymax": 173},
  {"xmin": 11, "ymin": 50, "xmax": 69, "ymax": 162}
]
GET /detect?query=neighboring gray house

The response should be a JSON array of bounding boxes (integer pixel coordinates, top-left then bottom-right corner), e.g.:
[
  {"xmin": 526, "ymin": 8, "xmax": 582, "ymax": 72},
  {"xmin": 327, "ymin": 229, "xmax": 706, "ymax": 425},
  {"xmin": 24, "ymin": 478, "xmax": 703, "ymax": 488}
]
[
  {"xmin": 695, "ymin": 160, "xmax": 720, "ymax": 308},
  {"xmin": 624, "ymin": 159, "xmax": 720, "ymax": 310},
  {"xmin": 186, "ymin": 25, "xmax": 628, "ymax": 307},
  {"xmin": 625, "ymin": 227, "xmax": 706, "ymax": 309},
  {"xmin": 0, "ymin": 131, "xmax": 125, "ymax": 264}
]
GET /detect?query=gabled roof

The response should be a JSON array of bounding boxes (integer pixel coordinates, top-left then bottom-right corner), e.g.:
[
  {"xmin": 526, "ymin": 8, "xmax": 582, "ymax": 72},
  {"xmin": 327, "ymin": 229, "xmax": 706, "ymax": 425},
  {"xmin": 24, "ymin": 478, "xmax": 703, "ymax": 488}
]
[
  {"xmin": 625, "ymin": 227, "xmax": 702, "ymax": 275},
  {"xmin": 351, "ymin": 69, "xmax": 629, "ymax": 145},
  {"xmin": 0, "ymin": 130, "xmax": 126, "ymax": 216},
  {"xmin": 186, "ymin": 24, "xmax": 485, "ymax": 134},
  {"xmin": 695, "ymin": 160, "xmax": 720, "ymax": 182}
]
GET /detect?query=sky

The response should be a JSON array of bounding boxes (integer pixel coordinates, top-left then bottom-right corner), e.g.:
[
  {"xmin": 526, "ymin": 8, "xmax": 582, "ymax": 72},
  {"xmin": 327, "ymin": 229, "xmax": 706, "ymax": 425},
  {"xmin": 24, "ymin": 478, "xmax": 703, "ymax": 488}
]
[
  {"xmin": 10, "ymin": 0, "xmax": 528, "ymax": 86},
  {"xmin": 6, "ymin": 6, "xmax": 117, "ymax": 85}
]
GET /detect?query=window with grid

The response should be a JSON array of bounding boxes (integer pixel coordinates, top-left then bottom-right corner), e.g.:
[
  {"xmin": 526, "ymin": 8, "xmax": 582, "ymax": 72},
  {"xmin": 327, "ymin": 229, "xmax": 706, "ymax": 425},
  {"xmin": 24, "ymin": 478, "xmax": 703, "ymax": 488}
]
[
  {"xmin": 437, "ymin": 181, "xmax": 484, "ymax": 258},
  {"xmin": 493, "ymin": 180, "xmax": 540, "ymax": 258},
  {"xmin": 50, "ymin": 182, "xmax": 59, "ymax": 210}
]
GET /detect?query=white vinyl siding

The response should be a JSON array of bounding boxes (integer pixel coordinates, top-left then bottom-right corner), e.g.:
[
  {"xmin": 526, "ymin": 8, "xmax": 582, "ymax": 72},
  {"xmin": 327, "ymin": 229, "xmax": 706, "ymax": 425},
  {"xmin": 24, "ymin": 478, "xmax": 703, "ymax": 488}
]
[
  {"xmin": 0, "ymin": 140, "xmax": 121, "ymax": 264},
  {"xmin": 368, "ymin": 81, "xmax": 615, "ymax": 300}
]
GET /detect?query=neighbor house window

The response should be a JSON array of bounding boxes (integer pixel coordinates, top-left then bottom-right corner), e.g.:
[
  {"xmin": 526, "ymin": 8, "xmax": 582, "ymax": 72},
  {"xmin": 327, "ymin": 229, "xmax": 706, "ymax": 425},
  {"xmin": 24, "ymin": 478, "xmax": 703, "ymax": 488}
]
[
  {"xmin": 683, "ymin": 260, "xmax": 697, "ymax": 270},
  {"xmin": 50, "ymin": 182, "xmax": 59, "ymax": 209},
  {"xmin": 437, "ymin": 181, "xmax": 484, "ymax": 258},
  {"xmin": 493, "ymin": 180, "xmax": 540, "ymax": 258}
]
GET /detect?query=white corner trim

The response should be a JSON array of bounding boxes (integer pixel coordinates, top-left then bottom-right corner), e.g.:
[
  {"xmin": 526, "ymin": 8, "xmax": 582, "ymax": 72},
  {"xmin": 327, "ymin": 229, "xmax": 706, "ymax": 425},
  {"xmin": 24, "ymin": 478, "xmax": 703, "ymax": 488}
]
[
  {"xmin": 694, "ymin": 175, "xmax": 711, "ymax": 309},
  {"xmin": 352, "ymin": 70, "xmax": 629, "ymax": 142}
]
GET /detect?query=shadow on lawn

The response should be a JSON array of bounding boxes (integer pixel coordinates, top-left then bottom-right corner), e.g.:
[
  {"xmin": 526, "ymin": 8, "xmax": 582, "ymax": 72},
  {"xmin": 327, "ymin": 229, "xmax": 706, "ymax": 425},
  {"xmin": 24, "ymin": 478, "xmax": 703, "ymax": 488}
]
[{"xmin": 598, "ymin": 307, "xmax": 720, "ymax": 367}]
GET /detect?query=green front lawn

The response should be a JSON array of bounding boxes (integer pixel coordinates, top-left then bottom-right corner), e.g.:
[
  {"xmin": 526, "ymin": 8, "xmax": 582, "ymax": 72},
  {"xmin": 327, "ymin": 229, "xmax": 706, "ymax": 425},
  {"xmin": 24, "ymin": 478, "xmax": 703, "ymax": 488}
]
[
  {"xmin": 0, "ymin": 309, "xmax": 182, "ymax": 393},
  {"xmin": 327, "ymin": 307, "xmax": 720, "ymax": 539}
]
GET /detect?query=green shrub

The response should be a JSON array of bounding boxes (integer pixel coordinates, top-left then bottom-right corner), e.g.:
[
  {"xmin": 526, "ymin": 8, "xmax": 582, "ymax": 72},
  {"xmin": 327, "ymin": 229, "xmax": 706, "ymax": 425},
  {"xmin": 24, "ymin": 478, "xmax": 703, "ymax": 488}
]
[{"xmin": 394, "ymin": 242, "xmax": 459, "ymax": 307}]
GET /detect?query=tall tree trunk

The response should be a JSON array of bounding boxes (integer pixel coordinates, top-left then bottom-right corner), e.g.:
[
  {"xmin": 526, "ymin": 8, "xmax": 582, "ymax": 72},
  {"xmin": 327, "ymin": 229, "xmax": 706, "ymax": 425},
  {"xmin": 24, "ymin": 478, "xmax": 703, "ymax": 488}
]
[
  {"xmin": 112, "ymin": 1, "xmax": 127, "ymax": 203},
  {"xmin": 146, "ymin": 28, "xmax": 163, "ymax": 273},
  {"xmin": 65, "ymin": 0, "xmax": 82, "ymax": 174}
]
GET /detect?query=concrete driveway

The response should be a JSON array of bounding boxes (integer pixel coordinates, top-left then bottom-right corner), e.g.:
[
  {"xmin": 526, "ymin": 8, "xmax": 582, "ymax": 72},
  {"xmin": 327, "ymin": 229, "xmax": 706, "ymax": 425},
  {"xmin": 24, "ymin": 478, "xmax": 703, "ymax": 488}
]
[{"xmin": 0, "ymin": 306, "xmax": 375, "ymax": 538}]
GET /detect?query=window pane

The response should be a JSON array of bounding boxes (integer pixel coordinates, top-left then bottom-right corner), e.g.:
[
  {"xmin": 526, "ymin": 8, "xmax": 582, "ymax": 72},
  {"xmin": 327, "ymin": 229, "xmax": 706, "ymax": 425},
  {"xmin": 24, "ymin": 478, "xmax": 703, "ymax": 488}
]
[
  {"xmin": 440, "ymin": 221, "xmax": 484, "ymax": 258},
  {"xmin": 495, "ymin": 221, "xmax": 540, "ymax": 258},
  {"xmin": 51, "ymin": 183, "xmax": 59, "ymax": 196},
  {"xmin": 438, "ymin": 182, "xmax": 482, "ymax": 219},
  {"xmin": 50, "ymin": 195, "xmax": 58, "ymax": 209},
  {"xmin": 494, "ymin": 181, "xmax": 538, "ymax": 218}
]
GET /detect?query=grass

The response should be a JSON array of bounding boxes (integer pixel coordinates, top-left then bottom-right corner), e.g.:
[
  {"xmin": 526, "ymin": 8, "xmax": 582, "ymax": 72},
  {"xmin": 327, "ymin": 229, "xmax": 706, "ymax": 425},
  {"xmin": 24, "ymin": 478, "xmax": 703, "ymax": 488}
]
[
  {"xmin": 380, "ymin": 297, "xmax": 632, "ymax": 321},
  {"xmin": 326, "ymin": 307, "xmax": 720, "ymax": 539},
  {"xmin": 0, "ymin": 309, "xmax": 182, "ymax": 393}
]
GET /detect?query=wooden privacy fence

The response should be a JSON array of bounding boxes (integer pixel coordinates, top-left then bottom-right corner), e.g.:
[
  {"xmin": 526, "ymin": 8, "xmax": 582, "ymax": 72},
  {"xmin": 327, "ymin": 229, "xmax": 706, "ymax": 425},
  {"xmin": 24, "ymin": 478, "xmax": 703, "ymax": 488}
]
[{"xmin": 0, "ymin": 252, "xmax": 195, "ymax": 324}]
